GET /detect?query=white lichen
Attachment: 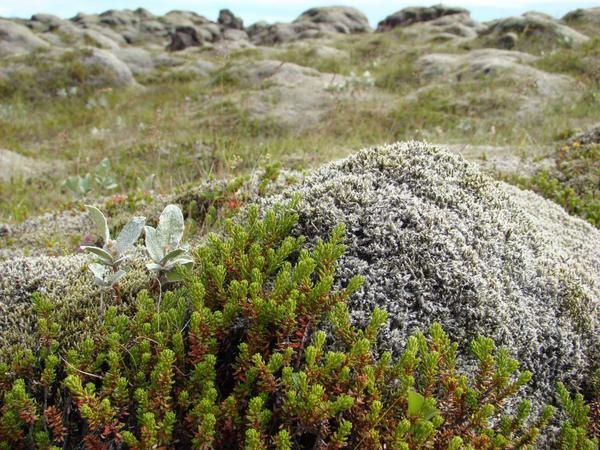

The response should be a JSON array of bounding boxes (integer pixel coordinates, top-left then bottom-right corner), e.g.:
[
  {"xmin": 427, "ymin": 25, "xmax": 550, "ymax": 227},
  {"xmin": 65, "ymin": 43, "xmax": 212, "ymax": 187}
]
[{"xmin": 263, "ymin": 141, "xmax": 599, "ymax": 404}]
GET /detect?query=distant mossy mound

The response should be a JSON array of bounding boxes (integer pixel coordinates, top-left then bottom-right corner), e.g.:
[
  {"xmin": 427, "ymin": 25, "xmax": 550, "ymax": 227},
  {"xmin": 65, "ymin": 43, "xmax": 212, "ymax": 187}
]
[{"xmin": 265, "ymin": 141, "xmax": 600, "ymax": 403}]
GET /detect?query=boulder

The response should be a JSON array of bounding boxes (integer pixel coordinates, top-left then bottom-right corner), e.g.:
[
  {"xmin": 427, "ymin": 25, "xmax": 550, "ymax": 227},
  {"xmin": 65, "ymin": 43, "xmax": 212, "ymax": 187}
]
[
  {"xmin": 295, "ymin": 6, "xmax": 371, "ymax": 34},
  {"xmin": 0, "ymin": 149, "xmax": 62, "ymax": 182},
  {"xmin": 563, "ymin": 7, "xmax": 600, "ymax": 27},
  {"xmin": 398, "ymin": 12, "xmax": 483, "ymax": 42},
  {"xmin": 197, "ymin": 23, "xmax": 222, "ymax": 42},
  {"xmin": 265, "ymin": 141, "xmax": 600, "ymax": 403},
  {"xmin": 161, "ymin": 10, "xmax": 212, "ymax": 29},
  {"xmin": 247, "ymin": 22, "xmax": 299, "ymax": 45},
  {"xmin": 29, "ymin": 14, "xmax": 67, "ymax": 30},
  {"xmin": 567, "ymin": 123, "xmax": 600, "ymax": 146},
  {"xmin": 218, "ymin": 9, "xmax": 244, "ymax": 30},
  {"xmin": 83, "ymin": 48, "xmax": 137, "ymax": 86},
  {"xmin": 415, "ymin": 49, "xmax": 574, "ymax": 103},
  {"xmin": 223, "ymin": 28, "xmax": 249, "ymax": 42},
  {"xmin": 98, "ymin": 9, "xmax": 140, "ymax": 27},
  {"xmin": 377, "ymin": 5, "xmax": 469, "ymax": 31},
  {"xmin": 71, "ymin": 12, "xmax": 101, "ymax": 27},
  {"xmin": 248, "ymin": 6, "xmax": 371, "ymax": 45},
  {"xmin": 112, "ymin": 47, "xmax": 154, "ymax": 75},
  {"xmin": 176, "ymin": 59, "xmax": 216, "ymax": 78},
  {"xmin": 214, "ymin": 60, "xmax": 349, "ymax": 130},
  {"xmin": 0, "ymin": 19, "xmax": 49, "ymax": 57},
  {"xmin": 167, "ymin": 26, "xmax": 203, "ymax": 51},
  {"xmin": 81, "ymin": 28, "xmax": 121, "ymax": 49},
  {"xmin": 479, "ymin": 12, "xmax": 589, "ymax": 48}
]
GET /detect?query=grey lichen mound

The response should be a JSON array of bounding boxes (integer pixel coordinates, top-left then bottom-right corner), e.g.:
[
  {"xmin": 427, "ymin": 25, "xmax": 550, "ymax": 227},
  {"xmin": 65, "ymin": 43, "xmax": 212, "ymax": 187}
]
[{"xmin": 266, "ymin": 141, "xmax": 599, "ymax": 402}]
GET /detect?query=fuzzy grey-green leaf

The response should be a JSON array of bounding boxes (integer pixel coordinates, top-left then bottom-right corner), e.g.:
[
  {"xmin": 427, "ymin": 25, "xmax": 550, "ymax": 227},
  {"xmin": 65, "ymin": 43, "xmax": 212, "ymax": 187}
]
[
  {"xmin": 115, "ymin": 216, "xmax": 146, "ymax": 255},
  {"xmin": 144, "ymin": 226, "xmax": 163, "ymax": 262},
  {"xmin": 157, "ymin": 204, "xmax": 184, "ymax": 251},
  {"xmin": 82, "ymin": 246, "xmax": 113, "ymax": 264},
  {"xmin": 86, "ymin": 205, "xmax": 109, "ymax": 243},
  {"xmin": 161, "ymin": 248, "xmax": 186, "ymax": 265},
  {"xmin": 109, "ymin": 269, "xmax": 127, "ymax": 286},
  {"xmin": 88, "ymin": 262, "xmax": 108, "ymax": 281}
]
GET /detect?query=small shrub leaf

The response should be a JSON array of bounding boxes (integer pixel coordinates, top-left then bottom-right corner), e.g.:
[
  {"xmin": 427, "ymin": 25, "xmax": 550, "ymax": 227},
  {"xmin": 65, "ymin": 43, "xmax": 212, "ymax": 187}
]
[
  {"xmin": 144, "ymin": 226, "xmax": 163, "ymax": 262},
  {"xmin": 82, "ymin": 246, "xmax": 113, "ymax": 264},
  {"xmin": 161, "ymin": 248, "xmax": 186, "ymax": 265},
  {"xmin": 408, "ymin": 390, "xmax": 425, "ymax": 418},
  {"xmin": 116, "ymin": 216, "xmax": 146, "ymax": 255},
  {"xmin": 157, "ymin": 204, "xmax": 184, "ymax": 251},
  {"xmin": 86, "ymin": 205, "xmax": 109, "ymax": 243},
  {"xmin": 88, "ymin": 262, "xmax": 108, "ymax": 282}
]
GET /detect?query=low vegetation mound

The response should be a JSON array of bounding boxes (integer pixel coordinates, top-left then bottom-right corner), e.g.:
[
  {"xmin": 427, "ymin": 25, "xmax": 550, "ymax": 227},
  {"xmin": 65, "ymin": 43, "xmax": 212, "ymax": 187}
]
[
  {"xmin": 265, "ymin": 141, "xmax": 600, "ymax": 406},
  {"xmin": 0, "ymin": 196, "xmax": 597, "ymax": 449}
]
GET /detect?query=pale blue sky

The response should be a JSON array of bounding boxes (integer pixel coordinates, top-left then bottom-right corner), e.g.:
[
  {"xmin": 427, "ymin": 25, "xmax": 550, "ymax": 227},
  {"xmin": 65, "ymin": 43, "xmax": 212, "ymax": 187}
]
[{"xmin": 0, "ymin": 1, "xmax": 598, "ymax": 25}]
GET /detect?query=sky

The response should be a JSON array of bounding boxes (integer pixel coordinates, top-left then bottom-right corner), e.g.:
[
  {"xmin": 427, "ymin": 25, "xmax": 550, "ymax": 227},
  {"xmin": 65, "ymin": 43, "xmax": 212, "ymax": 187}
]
[{"xmin": 0, "ymin": 1, "xmax": 598, "ymax": 25}]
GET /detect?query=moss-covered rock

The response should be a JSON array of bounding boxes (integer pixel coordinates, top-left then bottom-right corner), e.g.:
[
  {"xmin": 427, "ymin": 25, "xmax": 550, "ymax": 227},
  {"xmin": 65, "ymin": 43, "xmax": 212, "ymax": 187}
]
[{"xmin": 263, "ymin": 141, "xmax": 600, "ymax": 404}]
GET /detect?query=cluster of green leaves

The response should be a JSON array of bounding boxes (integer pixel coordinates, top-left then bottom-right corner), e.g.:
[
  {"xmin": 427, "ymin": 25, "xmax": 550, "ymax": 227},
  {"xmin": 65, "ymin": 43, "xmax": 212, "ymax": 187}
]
[
  {"xmin": 64, "ymin": 158, "xmax": 120, "ymax": 199},
  {"xmin": 0, "ymin": 199, "xmax": 597, "ymax": 449},
  {"xmin": 556, "ymin": 379, "xmax": 599, "ymax": 450}
]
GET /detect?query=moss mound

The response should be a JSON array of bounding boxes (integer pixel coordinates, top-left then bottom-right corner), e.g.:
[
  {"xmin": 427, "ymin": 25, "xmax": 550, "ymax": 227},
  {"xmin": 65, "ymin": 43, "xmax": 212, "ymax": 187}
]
[{"xmin": 265, "ymin": 141, "xmax": 600, "ymax": 404}]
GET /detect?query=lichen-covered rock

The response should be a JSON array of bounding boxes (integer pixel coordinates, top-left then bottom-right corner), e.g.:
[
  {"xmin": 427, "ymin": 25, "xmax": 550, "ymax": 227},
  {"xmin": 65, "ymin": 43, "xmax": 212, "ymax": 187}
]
[
  {"xmin": 0, "ymin": 18, "xmax": 49, "ymax": 57},
  {"xmin": 264, "ymin": 141, "xmax": 600, "ymax": 403},
  {"xmin": 167, "ymin": 26, "xmax": 203, "ymax": 51},
  {"xmin": 377, "ymin": 5, "xmax": 470, "ymax": 31},
  {"xmin": 479, "ymin": 11, "xmax": 589, "ymax": 48},
  {"xmin": 248, "ymin": 6, "xmax": 371, "ymax": 45},
  {"xmin": 567, "ymin": 123, "xmax": 600, "ymax": 145},
  {"xmin": 82, "ymin": 48, "xmax": 137, "ymax": 86},
  {"xmin": 395, "ymin": 11, "xmax": 484, "ymax": 43},
  {"xmin": 214, "ymin": 59, "xmax": 353, "ymax": 130},
  {"xmin": 218, "ymin": 9, "xmax": 244, "ymax": 30},
  {"xmin": 0, "ymin": 149, "xmax": 64, "ymax": 182},
  {"xmin": 414, "ymin": 49, "xmax": 575, "ymax": 113},
  {"xmin": 295, "ymin": 7, "xmax": 371, "ymax": 34},
  {"xmin": 563, "ymin": 6, "xmax": 600, "ymax": 29},
  {"xmin": 112, "ymin": 47, "xmax": 155, "ymax": 75}
]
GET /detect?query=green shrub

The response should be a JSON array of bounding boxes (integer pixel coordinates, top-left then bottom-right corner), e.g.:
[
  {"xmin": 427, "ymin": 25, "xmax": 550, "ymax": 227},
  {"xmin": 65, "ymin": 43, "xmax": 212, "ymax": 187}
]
[
  {"xmin": 507, "ymin": 142, "xmax": 600, "ymax": 228},
  {"xmin": 0, "ymin": 198, "xmax": 597, "ymax": 448}
]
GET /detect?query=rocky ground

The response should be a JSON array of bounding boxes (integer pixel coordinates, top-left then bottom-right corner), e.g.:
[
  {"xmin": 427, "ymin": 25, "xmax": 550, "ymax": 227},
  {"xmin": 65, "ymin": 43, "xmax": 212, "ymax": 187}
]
[{"xmin": 0, "ymin": 5, "xmax": 599, "ymax": 446}]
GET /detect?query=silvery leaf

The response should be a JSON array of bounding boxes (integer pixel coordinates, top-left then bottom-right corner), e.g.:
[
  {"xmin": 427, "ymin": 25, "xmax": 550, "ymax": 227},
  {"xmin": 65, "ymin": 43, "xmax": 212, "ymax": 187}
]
[
  {"xmin": 113, "ymin": 255, "xmax": 130, "ymax": 266},
  {"xmin": 83, "ymin": 246, "xmax": 113, "ymax": 264},
  {"xmin": 157, "ymin": 204, "xmax": 184, "ymax": 251},
  {"xmin": 164, "ymin": 257, "xmax": 194, "ymax": 272},
  {"xmin": 80, "ymin": 174, "xmax": 92, "ymax": 195},
  {"xmin": 116, "ymin": 216, "xmax": 146, "ymax": 255},
  {"xmin": 109, "ymin": 270, "xmax": 127, "ymax": 286},
  {"xmin": 171, "ymin": 257, "xmax": 194, "ymax": 267},
  {"xmin": 137, "ymin": 174, "xmax": 156, "ymax": 191},
  {"xmin": 95, "ymin": 158, "xmax": 111, "ymax": 174},
  {"xmin": 144, "ymin": 226, "xmax": 163, "ymax": 262},
  {"xmin": 103, "ymin": 180, "xmax": 118, "ymax": 191},
  {"xmin": 161, "ymin": 248, "xmax": 186, "ymax": 265},
  {"xmin": 89, "ymin": 263, "xmax": 109, "ymax": 284},
  {"xmin": 146, "ymin": 262, "xmax": 162, "ymax": 272},
  {"xmin": 64, "ymin": 176, "xmax": 79, "ymax": 194},
  {"xmin": 86, "ymin": 205, "xmax": 109, "ymax": 243}
]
